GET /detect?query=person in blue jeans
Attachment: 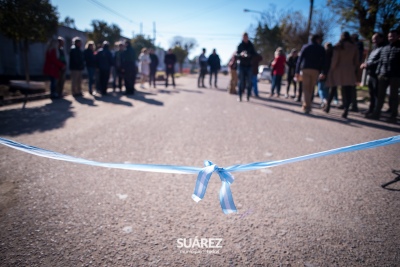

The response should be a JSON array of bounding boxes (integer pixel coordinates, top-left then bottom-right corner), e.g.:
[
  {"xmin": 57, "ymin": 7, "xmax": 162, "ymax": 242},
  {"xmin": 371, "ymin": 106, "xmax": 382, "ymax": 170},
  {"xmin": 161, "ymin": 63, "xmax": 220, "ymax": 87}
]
[{"xmin": 237, "ymin": 32, "xmax": 256, "ymax": 102}]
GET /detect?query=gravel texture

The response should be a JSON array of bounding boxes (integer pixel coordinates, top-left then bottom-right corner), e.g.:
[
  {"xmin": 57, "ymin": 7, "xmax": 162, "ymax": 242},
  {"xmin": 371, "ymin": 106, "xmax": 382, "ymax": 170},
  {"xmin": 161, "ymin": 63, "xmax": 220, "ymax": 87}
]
[{"xmin": 1, "ymin": 75, "xmax": 399, "ymax": 266}]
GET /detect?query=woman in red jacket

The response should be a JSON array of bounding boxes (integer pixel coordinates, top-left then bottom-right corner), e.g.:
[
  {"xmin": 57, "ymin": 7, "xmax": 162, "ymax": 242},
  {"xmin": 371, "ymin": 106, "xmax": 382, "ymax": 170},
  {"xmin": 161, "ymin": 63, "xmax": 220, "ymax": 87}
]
[
  {"xmin": 270, "ymin": 47, "xmax": 286, "ymax": 97},
  {"xmin": 43, "ymin": 39, "xmax": 65, "ymax": 99}
]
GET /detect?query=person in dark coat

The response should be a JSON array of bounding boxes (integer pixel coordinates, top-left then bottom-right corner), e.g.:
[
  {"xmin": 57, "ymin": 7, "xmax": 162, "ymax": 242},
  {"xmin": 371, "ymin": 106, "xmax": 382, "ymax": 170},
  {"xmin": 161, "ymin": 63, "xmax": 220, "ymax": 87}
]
[
  {"xmin": 84, "ymin": 41, "xmax": 96, "ymax": 95},
  {"xmin": 69, "ymin": 37, "xmax": 85, "ymax": 97},
  {"xmin": 121, "ymin": 40, "xmax": 136, "ymax": 95},
  {"xmin": 285, "ymin": 49, "xmax": 298, "ymax": 98},
  {"xmin": 368, "ymin": 29, "xmax": 400, "ymax": 123},
  {"xmin": 295, "ymin": 34, "xmax": 326, "ymax": 113},
  {"xmin": 164, "ymin": 49, "xmax": 177, "ymax": 88},
  {"xmin": 237, "ymin": 32, "xmax": 256, "ymax": 102},
  {"xmin": 207, "ymin": 49, "xmax": 221, "ymax": 88},
  {"xmin": 360, "ymin": 32, "xmax": 385, "ymax": 116},
  {"xmin": 95, "ymin": 41, "xmax": 114, "ymax": 96},
  {"xmin": 149, "ymin": 48, "xmax": 159, "ymax": 88},
  {"xmin": 198, "ymin": 48, "xmax": 207, "ymax": 88}
]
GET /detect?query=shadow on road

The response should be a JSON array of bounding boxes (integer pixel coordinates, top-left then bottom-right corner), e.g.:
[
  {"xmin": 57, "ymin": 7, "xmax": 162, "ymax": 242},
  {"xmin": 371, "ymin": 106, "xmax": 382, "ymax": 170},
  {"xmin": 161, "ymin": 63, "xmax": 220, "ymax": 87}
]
[
  {"xmin": 250, "ymin": 97, "xmax": 400, "ymax": 133},
  {"xmin": 73, "ymin": 96, "xmax": 97, "ymax": 107},
  {"xmin": 0, "ymin": 99, "xmax": 74, "ymax": 136},
  {"xmin": 94, "ymin": 94, "xmax": 133, "ymax": 107},
  {"xmin": 125, "ymin": 91, "xmax": 163, "ymax": 106}
]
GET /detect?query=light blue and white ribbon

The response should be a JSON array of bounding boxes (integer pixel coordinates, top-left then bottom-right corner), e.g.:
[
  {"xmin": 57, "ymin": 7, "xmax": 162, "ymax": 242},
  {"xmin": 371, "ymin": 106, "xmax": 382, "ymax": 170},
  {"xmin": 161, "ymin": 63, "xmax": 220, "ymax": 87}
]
[{"xmin": 1, "ymin": 135, "xmax": 399, "ymax": 214}]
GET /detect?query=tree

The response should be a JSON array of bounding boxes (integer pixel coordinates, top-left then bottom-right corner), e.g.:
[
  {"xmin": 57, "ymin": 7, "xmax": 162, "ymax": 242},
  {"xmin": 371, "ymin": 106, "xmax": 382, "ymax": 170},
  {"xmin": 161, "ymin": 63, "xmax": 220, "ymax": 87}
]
[
  {"xmin": 327, "ymin": 0, "xmax": 400, "ymax": 40},
  {"xmin": 251, "ymin": 5, "xmax": 284, "ymax": 63},
  {"xmin": 0, "ymin": 0, "xmax": 59, "ymax": 82},
  {"xmin": 172, "ymin": 46, "xmax": 188, "ymax": 73},
  {"xmin": 376, "ymin": 0, "xmax": 400, "ymax": 36},
  {"xmin": 60, "ymin": 16, "xmax": 76, "ymax": 29},
  {"xmin": 130, "ymin": 34, "xmax": 155, "ymax": 58},
  {"xmin": 87, "ymin": 20, "xmax": 121, "ymax": 48},
  {"xmin": 169, "ymin": 36, "xmax": 197, "ymax": 55},
  {"xmin": 280, "ymin": 9, "xmax": 337, "ymax": 50}
]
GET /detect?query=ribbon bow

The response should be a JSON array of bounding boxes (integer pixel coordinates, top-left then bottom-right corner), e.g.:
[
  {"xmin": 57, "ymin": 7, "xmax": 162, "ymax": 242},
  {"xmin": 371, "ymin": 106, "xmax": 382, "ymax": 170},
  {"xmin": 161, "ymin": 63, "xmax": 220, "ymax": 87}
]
[{"xmin": 192, "ymin": 160, "xmax": 237, "ymax": 214}]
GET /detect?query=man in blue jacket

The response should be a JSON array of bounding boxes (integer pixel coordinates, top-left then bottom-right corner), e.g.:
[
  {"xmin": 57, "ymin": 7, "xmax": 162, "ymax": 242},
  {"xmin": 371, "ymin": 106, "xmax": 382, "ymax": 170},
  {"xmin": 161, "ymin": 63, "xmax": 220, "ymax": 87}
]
[{"xmin": 295, "ymin": 34, "xmax": 326, "ymax": 114}]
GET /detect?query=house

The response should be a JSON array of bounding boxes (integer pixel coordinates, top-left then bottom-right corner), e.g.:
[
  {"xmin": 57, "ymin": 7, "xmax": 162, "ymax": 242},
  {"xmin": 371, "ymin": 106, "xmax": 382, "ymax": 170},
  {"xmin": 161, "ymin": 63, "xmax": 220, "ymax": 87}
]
[{"xmin": 0, "ymin": 25, "xmax": 88, "ymax": 82}]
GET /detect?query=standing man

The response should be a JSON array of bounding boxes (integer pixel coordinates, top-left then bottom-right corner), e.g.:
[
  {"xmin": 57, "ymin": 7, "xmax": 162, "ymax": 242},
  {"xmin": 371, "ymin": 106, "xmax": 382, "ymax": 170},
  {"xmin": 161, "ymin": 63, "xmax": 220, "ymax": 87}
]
[
  {"xmin": 360, "ymin": 32, "xmax": 385, "ymax": 117},
  {"xmin": 122, "ymin": 40, "xmax": 136, "ymax": 95},
  {"xmin": 164, "ymin": 48, "xmax": 176, "ymax": 88},
  {"xmin": 149, "ymin": 48, "xmax": 159, "ymax": 88},
  {"xmin": 207, "ymin": 49, "xmax": 221, "ymax": 88},
  {"xmin": 368, "ymin": 29, "xmax": 400, "ymax": 123},
  {"xmin": 198, "ymin": 48, "xmax": 208, "ymax": 88},
  {"xmin": 295, "ymin": 34, "xmax": 326, "ymax": 113},
  {"xmin": 69, "ymin": 37, "xmax": 85, "ymax": 97},
  {"xmin": 237, "ymin": 32, "xmax": 256, "ymax": 102},
  {"xmin": 57, "ymin": 36, "xmax": 67, "ymax": 97},
  {"xmin": 95, "ymin": 41, "xmax": 113, "ymax": 96}
]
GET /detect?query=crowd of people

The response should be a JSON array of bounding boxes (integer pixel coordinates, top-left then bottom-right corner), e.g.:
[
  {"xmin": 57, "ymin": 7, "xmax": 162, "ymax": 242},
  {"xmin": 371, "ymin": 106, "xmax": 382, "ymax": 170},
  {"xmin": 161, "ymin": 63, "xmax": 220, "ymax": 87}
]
[
  {"xmin": 43, "ymin": 37, "xmax": 177, "ymax": 99},
  {"xmin": 43, "ymin": 29, "xmax": 399, "ymax": 123},
  {"xmin": 228, "ymin": 30, "xmax": 399, "ymax": 123}
]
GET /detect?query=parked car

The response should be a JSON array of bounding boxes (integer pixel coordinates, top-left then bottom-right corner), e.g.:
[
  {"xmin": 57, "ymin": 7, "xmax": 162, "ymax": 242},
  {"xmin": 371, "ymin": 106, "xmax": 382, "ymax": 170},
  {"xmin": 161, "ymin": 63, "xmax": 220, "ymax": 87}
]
[
  {"xmin": 257, "ymin": 65, "xmax": 272, "ymax": 83},
  {"xmin": 220, "ymin": 65, "xmax": 229, "ymax": 75}
]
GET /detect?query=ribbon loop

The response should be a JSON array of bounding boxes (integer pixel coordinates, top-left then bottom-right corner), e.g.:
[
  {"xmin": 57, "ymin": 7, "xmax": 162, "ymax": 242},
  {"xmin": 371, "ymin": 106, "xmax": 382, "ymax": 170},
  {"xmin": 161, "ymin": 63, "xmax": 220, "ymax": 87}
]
[{"xmin": 192, "ymin": 160, "xmax": 237, "ymax": 214}]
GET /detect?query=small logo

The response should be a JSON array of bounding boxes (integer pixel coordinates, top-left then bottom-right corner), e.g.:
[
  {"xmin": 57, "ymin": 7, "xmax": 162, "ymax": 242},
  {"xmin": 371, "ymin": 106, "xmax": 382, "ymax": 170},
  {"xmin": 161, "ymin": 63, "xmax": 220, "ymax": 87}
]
[{"xmin": 176, "ymin": 237, "xmax": 222, "ymax": 254}]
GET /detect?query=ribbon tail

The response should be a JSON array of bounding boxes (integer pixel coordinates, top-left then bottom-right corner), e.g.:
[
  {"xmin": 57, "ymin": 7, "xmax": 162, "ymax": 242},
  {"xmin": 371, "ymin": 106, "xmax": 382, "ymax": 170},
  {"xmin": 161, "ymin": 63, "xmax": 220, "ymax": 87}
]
[
  {"xmin": 192, "ymin": 164, "xmax": 216, "ymax": 202},
  {"xmin": 219, "ymin": 181, "xmax": 237, "ymax": 214}
]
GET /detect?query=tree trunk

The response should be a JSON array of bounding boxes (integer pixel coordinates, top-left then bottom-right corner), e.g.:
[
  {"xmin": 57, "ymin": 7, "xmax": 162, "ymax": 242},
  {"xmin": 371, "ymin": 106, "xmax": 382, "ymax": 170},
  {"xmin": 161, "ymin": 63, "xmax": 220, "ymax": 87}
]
[
  {"xmin": 22, "ymin": 39, "xmax": 30, "ymax": 83},
  {"xmin": 306, "ymin": 0, "xmax": 314, "ymax": 42},
  {"xmin": 179, "ymin": 62, "xmax": 183, "ymax": 74}
]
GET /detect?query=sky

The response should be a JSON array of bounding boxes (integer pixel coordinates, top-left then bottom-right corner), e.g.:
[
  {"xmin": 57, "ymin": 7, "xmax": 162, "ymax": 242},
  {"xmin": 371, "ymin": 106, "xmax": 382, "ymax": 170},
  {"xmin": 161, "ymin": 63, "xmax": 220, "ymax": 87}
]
[{"xmin": 50, "ymin": 0, "xmax": 332, "ymax": 64}]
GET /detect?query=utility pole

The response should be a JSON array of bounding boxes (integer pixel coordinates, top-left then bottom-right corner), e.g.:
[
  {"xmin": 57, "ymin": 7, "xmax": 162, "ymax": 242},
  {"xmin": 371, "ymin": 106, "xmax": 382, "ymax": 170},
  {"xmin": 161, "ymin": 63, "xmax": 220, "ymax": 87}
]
[
  {"xmin": 306, "ymin": 0, "xmax": 314, "ymax": 42},
  {"xmin": 153, "ymin": 21, "xmax": 156, "ymax": 44}
]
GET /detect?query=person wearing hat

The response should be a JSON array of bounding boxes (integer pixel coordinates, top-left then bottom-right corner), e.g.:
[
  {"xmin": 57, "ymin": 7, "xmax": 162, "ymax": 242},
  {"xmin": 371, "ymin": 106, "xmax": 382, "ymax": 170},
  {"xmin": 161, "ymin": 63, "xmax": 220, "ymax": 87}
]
[{"xmin": 368, "ymin": 28, "xmax": 400, "ymax": 123}]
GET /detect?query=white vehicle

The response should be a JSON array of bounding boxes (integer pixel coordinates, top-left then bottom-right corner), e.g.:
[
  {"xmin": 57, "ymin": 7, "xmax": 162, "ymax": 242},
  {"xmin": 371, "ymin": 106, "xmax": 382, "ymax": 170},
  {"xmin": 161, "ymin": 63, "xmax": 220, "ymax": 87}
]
[{"xmin": 257, "ymin": 65, "xmax": 272, "ymax": 83}]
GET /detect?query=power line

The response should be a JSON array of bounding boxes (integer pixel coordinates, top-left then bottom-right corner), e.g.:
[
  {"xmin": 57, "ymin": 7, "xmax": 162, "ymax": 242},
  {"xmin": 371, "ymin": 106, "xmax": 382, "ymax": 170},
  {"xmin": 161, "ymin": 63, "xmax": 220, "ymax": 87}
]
[{"xmin": 86, "ymin": 0, "xmax": 137, "ymax": 25}]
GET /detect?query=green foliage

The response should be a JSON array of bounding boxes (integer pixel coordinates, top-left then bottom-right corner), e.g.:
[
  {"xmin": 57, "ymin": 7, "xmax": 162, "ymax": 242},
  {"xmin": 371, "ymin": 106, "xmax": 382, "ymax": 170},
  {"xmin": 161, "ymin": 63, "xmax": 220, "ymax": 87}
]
[
  {"xmin": 0, "ymin": 0, "xmax": 59, "ymax": 42},
  {"xmin": 130, "ymin": 34, "xmax": 155, "ymax": 58},
  {"xmin": 0, "ymin": 0, "xmax": 59, "ymax": 82},
  {"xmin": 87, "ymin": 20, "xmax": 122, "ymax": 48},
  {"xmin": 327, "ymin": 0, "xmax": 400, "ymax": 39},
  {"xmin": 170, "ymin": 36, "xmax": 197, "ymax": 53},
  {"xmin": 172, "ymin": 46, "xmax": 188, "ymax": 73},
  {"xmin": 60, "ymin": 16, "xmax": 76, "ymax": 29}
]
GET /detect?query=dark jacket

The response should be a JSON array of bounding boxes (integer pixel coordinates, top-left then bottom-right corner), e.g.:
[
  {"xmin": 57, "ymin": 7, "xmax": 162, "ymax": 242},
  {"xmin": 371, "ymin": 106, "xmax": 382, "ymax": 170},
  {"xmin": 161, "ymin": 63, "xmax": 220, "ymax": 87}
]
[
  {"xmin": 150, "ymin": 53, "xmax": 159, "ymax": 70},
  {"xmin": 69, "ymin": 45, "xmax": 84, "ymax": 71},
  {"xmin": 164, "ymin": 53, "xmax": 176, "ymax": 70},
  {"xmin": 95, "ymin": 47, "xmax": 113, "ymax": 71},
  {"xmin": 295, "ymin": 42, "xmax": 326, "ymax": 74},
  {"xmin": 84, "ymin": 48, "xmax": 96, "ymax": 68},
  {"xmin": 237, "ymin": 40, "xmax": 256, "ymax": 67},
  {"xmin": 208, "ymin": 53, "xmax": 221, "ymax": 71},
  {"xmin": 251, "ymin": 53, "xmax": 263, "ymax": 75},
  {"xmin": 365, "ymin": 43, "xmax": 384, "ymax": 77},
  {"xmin": 286, "ymin": 55, "xmax": 298, "ymax": 77},
  {"xmin": 376, "ymin": 40, "xmax": 400, "ymax": 78}
]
